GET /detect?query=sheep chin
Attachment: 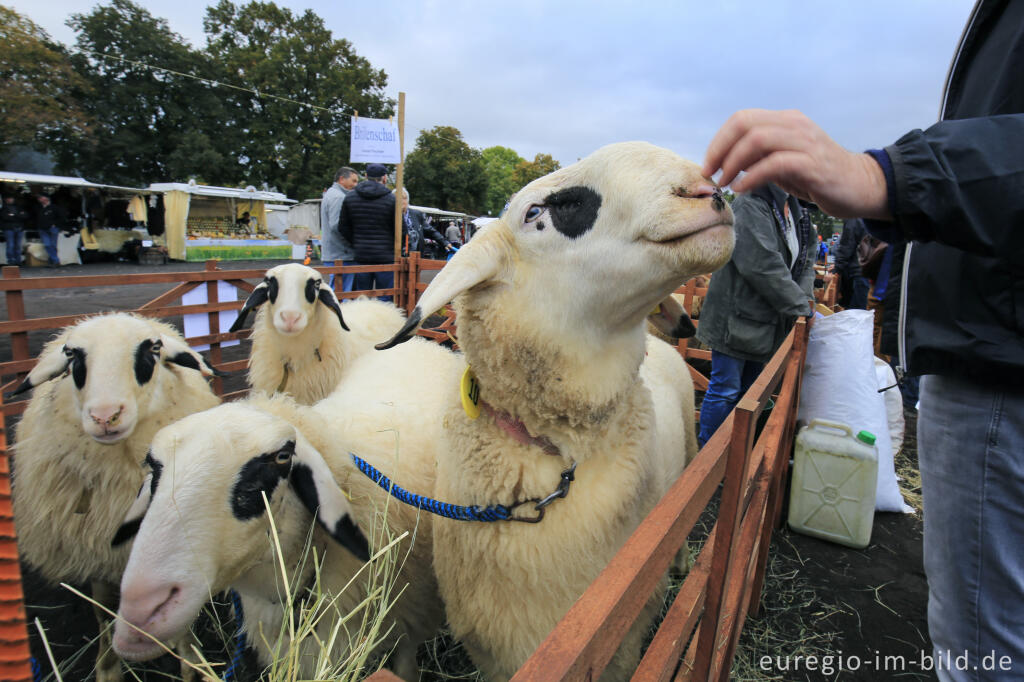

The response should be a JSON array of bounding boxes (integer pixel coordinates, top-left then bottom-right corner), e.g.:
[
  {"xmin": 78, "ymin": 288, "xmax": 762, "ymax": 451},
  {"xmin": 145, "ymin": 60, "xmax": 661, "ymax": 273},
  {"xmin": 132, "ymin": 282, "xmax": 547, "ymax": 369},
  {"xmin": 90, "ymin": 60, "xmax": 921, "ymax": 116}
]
[{"xmin": 84, "ymin": 424, "xmax": 135, "ymax": 444}]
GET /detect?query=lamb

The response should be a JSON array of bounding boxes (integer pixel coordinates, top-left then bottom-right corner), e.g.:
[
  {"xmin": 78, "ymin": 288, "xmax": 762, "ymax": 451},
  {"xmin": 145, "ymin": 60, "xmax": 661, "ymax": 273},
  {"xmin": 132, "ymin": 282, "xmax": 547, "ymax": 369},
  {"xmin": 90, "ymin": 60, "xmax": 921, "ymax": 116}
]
[
  {"xmin": 10, "ymin": 313, "xmax": 222, "ymax": 682},
  {"xmin": 111, "ymin": 335, "xmax": 464, "ymax": 680},
  {"xmin": 230, "ymin": 262, "xmax": 407, "ymax": 404},
  {"xmin": 375, "ymin": 141, "xmax": 735, "ymax": 680}
]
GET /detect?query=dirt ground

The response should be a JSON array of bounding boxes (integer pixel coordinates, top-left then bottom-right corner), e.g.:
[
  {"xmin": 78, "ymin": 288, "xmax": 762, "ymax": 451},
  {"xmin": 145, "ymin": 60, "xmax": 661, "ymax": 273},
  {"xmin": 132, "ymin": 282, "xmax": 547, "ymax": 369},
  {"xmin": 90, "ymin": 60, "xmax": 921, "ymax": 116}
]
[{"xmin": 2, "ymin": 259, "xmax": 933, "ymax": 681}]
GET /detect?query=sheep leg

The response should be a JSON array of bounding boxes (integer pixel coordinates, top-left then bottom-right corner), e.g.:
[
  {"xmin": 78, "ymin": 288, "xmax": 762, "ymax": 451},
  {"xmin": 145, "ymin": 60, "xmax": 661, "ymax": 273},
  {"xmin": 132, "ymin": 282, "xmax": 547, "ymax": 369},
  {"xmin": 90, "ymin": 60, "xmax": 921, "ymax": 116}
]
[
  {"xmin": 91, "ymin": 580, "xmax": 124, "ymax": 682},
  {"xmin": 388, "ymin": 641, "xmax": 418, "ymax": 682}
]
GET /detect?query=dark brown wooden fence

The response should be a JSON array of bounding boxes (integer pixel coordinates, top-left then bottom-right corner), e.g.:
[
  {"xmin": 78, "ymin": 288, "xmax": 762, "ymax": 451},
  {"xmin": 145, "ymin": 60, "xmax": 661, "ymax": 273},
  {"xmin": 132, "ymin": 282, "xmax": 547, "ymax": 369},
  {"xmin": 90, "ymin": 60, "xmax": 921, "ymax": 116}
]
[{"xmin": 1, "ymin": 257, "xmax": 811, "ymax": 681}]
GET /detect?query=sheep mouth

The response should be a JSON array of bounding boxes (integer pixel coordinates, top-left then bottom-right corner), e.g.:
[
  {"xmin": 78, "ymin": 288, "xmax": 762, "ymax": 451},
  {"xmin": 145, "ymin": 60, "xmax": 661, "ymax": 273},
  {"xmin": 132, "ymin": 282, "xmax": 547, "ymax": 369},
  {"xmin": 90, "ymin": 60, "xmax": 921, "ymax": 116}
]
[
  {"xmin": 90, "ymin": 429, "xmax": 130, "ymax": 444},
  {"xmin": 643, "ymin": 221, "xmax": 732, "ymax": 246}
]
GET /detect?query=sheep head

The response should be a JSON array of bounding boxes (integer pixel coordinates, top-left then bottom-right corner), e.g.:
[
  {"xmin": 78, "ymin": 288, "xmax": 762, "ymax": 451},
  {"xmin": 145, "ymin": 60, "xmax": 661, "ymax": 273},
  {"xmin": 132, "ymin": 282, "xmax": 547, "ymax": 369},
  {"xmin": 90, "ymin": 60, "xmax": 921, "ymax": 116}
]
[
  {"xmin": 111, "ymin": 403, "xmax": 369, "ymax": 661},
  {"xmin": 230, "ymin": 263, "xmax": 347, "ymax": 335},
  {"xmin": 10, "ymin": 314, "xmax": 219, "ymax": 443},
  {"xmin": 379, "ymin": 141, "xmax": 733, "ymax": 351}
]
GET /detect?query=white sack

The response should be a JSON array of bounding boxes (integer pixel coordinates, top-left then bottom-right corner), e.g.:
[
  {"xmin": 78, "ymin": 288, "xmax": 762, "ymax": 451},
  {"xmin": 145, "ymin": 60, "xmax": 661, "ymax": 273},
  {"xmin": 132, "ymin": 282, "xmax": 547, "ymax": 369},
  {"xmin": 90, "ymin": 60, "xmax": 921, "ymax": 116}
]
[
  {"xmin": 797, "ymin": 309, "xmax": 912, "ymax": 513},
  {"xmin": 874, "ymin": 357, "xmax": 905, "ymax": 458}
]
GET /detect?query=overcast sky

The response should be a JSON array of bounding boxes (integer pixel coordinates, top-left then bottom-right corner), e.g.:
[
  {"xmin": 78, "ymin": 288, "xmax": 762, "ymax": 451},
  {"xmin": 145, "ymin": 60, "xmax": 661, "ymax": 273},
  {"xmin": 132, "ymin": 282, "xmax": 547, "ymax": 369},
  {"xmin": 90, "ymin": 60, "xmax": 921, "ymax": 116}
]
[{"xmin": 11, "ymin": 0, "xmax": 976, "ymax": 170}]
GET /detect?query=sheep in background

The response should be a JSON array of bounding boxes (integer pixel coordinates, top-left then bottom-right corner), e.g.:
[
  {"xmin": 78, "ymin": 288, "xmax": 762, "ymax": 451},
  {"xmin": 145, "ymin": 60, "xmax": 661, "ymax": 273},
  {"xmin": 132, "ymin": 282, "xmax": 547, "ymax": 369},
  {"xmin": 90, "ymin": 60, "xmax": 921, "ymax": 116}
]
[
  {"xmin": 10, "ymin": 313, "xmax": 222, "ymax": 682},
  {"xmin": 112, "ymin": 335, "xmax": 464, "ymax": 681},
  {"xmin": 231, "ymin": 263, "xmax": 407, "ymax": 404},
  {"xmin": 377, "ymin": 141, "xmax": 734, "ymax": 680}
]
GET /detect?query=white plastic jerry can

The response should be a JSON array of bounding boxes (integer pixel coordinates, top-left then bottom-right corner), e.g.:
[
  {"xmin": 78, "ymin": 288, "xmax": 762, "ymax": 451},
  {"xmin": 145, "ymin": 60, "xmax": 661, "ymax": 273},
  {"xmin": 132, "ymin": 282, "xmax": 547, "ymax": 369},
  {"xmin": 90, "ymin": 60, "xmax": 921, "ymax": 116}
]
[{"xmin": 788, "ymin": 420, "xmax": 879, "ymax": 549}]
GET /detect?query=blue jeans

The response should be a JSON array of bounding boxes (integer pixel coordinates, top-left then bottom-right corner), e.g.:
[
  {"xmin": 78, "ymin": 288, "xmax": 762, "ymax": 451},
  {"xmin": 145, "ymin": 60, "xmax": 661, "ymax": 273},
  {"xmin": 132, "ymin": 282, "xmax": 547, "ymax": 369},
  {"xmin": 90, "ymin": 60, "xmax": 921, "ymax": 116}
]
[
  {"xmin": 4, "ymin": 230, "xmax": 22, "ymax": 265},
  {"xmin": 39, "ymin": 226, "xmax": 60, "ymax": 265},
  {"xmin": 323, "ymin": 260, "xmax": 357, "ymax": 292},
  {"xmin": 353, "ymin": 267, "xmax": 394, "ymax": 303},
  {"xmin": 697, "ymin": 350, "xmax": 763, "ymax": 448},
  {"xmin": 918, "ymin": 374, "xmax": 1024, "ymax": 681}
]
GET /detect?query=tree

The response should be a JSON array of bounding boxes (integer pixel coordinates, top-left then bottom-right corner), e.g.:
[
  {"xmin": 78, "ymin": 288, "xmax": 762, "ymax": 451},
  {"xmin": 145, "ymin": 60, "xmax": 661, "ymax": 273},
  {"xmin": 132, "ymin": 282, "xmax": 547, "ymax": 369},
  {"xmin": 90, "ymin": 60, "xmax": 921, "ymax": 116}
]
[
  {"xmin": 0, "ymin": 7, "xmax": 92, "ymax": 160},
  {"xmin": 50, "ymin": 0, "xmax": 235, "ymax": 186},
  {"xmin": 203, "ymin": 1, "xmax": 393, "ymax": 199},
  {"xmin": 480, "ymin": 146, "xmax": 523, "ymax": 216},
  {"xmin": 512, "ymin": 153, "xmax": 561, "ymax": 188},
  {"xmin": 403, "ymin": 126, "xmax": 487, "ymax": 214}
]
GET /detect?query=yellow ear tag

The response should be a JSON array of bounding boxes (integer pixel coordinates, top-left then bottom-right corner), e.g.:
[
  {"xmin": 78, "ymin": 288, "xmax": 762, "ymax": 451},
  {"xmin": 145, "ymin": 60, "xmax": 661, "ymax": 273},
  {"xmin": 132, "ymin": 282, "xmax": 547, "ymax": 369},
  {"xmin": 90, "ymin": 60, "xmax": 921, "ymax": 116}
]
[
  {"xmin": 650, "ymin": 304, "xmax": 662, "ymax": 317},
  {"xmin": 460, "ymin": 366, "xmax": 481, "ymax": 419}
]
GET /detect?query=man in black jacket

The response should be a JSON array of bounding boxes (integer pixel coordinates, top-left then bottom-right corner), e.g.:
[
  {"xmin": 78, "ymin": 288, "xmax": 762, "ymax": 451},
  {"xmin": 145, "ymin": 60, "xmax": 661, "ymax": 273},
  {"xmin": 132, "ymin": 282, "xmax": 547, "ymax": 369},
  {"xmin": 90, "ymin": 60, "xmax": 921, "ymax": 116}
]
[
  {"xmin": 339, "ymin": 163, "xmax": 397, "ymax": 301},
  {"xmin": 703, "ymin": 2, "xmax": 1024, "ymax": 677},
  {"xmin": 1, "ymin": 196, "xmax": 29, "ymax": 266},
  {"xmin": 834, "ymin": 218, "xmax": 868, "ymax": 309},
  {"xmin": 34, "ymin": 195, "xmax": 67, "ymax": 267}
]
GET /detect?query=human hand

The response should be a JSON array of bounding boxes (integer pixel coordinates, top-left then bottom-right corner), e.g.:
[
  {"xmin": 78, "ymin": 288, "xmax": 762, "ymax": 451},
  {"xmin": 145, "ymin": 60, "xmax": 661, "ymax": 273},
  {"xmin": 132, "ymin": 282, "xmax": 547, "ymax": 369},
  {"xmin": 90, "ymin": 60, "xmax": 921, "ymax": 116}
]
[{"xmin": 703, "ymin": 109, "xmax": 891, "ymax": 220}]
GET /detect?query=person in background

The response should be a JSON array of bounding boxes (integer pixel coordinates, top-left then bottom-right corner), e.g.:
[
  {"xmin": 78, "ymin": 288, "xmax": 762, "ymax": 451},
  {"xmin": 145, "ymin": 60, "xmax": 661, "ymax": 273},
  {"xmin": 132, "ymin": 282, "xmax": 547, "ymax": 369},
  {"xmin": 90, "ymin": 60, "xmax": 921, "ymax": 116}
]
[
  {"xmin": 339, "ymin": 163, "xmax": 397, "ymax": 301},
  {"xmin": 34, "ymin": 195, "xmax": 66, "ymax": 268},
  {"xmin": 320, "ymin": 166, "xmax": 359, "ymax": 291},
  {"xmin": 834, "ymin": 217, "xmax": 869, "ymax": 309},
  {"xmin": 1, "ymin": 195, "xmax": 28, "ymax": 266},
  {"xmin": 396, "ymin": 188, "xmax": 453, "ymax": 258},
  {"xmin": 445, "ymin": 220, "xmax": 463, "ymax": 247},
  {"xmin": 695, "ymin": 182, "xmax": 816, "ymax": 448},
  {"xmin": 702, "ymin": 4, "xmax": 1024, "ymax": 677},
  {"xmin": 816, "ymin": 234, "xmax": 829, "ymax": 263}
]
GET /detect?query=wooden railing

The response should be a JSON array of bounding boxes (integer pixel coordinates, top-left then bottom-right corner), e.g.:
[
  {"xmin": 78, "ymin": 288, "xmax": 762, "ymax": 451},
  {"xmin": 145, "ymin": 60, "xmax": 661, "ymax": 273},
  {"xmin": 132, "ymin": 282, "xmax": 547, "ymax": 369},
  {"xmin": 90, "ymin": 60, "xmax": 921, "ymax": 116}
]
[{"xmin": 1, "ymin": 259, "xmax": 810, "ymax": 681}]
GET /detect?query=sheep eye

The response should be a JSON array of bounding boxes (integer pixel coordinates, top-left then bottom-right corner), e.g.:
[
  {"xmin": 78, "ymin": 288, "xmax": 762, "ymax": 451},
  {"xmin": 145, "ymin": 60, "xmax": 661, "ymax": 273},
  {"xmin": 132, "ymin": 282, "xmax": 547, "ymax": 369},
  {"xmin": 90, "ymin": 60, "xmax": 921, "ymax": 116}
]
[
  {"xmin": 525, "ymin": 206, "xmax": 543, "ymax": 223},
  {"xmin": 63, "ymin": 346, "xmax": 74, "ymax": 358},
  {"xmin": 274, "ymin": 440, "xmax": 296, "ymax": 465},
  {"xmin": 150, "ymin": 339, "xmax": 163, "ymax": 355}
]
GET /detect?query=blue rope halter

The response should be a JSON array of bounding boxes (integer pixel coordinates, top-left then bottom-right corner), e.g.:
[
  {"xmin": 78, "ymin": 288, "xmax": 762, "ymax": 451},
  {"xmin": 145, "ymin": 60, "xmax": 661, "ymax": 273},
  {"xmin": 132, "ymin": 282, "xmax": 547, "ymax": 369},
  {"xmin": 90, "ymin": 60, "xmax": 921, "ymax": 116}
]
[{"xmin": 350, "ymin": 453, "xmax": 576, "ymax": 524}]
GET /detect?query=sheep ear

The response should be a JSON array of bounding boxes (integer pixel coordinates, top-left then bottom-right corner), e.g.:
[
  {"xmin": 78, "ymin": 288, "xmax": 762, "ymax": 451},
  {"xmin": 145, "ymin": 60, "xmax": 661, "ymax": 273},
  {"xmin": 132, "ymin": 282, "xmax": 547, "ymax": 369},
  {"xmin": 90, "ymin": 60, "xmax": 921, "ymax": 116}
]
[
  {"xmin": 289, "ymin": 434, "xmax": 370, "ymax": 562},
  {"xmin": 647, "ymin": 295, "xmax": 696, "ymax": 339},
  {"xmin": 111, "ymin": 473, "xmax": 154, "ymax": 547},
  {"xmin": 229, "ymin": 282, "xmax": 270, "ymax": 332},
  {"xmin": 8, "ymin": 345, "xmax": 72, "ymax": 397},
  {"xmin": 317, "ymin": 284, "xmax": 349, "ymax": 331},
  {"xmin": 159, "ymin": 334, "xmax": 227, "ymax": 377},
  {"xmin": 376, "ymin": 220, "xmax": 509, "ymax": 350}
]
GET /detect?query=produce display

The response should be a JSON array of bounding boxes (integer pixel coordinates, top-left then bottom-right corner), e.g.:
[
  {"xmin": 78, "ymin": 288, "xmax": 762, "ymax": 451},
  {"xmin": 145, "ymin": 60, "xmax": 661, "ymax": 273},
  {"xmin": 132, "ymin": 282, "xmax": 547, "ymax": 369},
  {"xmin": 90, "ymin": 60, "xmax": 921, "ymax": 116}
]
[{"xmin": 186, "ymin": 217, "xmax": 278, "ymax": 240}]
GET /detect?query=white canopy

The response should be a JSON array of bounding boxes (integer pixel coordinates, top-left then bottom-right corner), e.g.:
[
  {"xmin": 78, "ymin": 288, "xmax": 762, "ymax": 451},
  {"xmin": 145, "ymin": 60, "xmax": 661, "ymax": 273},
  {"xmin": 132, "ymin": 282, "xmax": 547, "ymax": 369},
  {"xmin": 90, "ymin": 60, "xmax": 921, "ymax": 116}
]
[
  {"xmin": 0, "ymin": 171, "xmax": 147, "ymax": 193},
  {"xmin": 148, "ymin": 182, "xmax": 295, "ymax": 204}
]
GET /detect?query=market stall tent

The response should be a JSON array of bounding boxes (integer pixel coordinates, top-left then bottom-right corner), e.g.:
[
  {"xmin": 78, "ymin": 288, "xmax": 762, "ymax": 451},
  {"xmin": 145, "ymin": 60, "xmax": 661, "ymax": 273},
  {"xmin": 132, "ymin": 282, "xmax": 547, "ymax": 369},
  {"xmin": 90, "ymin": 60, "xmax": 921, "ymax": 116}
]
[{"xmin": 148, "ymin": 182, "xmax": 296, "ymax": 261}]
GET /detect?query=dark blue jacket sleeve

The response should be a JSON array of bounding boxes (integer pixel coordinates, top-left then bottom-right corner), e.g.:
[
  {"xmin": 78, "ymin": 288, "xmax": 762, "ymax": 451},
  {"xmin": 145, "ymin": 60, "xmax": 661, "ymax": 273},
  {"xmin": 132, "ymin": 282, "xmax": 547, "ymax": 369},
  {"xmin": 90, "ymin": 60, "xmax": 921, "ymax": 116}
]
[{"xmin": 881, "ymin": 114, "xmax": 1024, "ymax": 258}]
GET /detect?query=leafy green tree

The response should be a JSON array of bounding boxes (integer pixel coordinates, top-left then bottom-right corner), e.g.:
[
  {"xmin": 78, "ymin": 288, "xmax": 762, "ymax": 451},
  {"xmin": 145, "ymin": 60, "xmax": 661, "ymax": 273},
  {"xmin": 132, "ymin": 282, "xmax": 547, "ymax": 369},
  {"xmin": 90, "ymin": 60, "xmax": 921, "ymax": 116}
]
[
  {"xmin": 203, "ymin": 0, "xmax": 393, "ymax": 199},
  {"xmin": 403, "ymin": 126, "xmax": 487, "ymax": 214},
  {"xmin": 0, "ymin": 6, "xmax": 92, "ymax": 159},
  {"xmin": 48, "ymin": 0, "xmax": 234, "ymax": 186},
  {"xmin": 512, "ymin": 153, "xmax": 561, "ymax": 188},
  {"xmin": 480, "ymin": 146, "xmax": 523, "ymax": 216}
]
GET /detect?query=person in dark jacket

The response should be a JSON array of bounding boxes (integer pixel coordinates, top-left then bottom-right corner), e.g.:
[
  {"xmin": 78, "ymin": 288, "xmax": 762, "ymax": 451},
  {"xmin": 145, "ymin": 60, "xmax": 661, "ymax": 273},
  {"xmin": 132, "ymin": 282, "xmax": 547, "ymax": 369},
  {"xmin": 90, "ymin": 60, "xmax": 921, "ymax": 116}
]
[
  {"xmin": 339, "ymin": 163, "xmax": 398, "ymax": 301},
  {"xmin": 834, "ymin": 218, "xmax": 869, "ymax": 309},
  {"xmin": 1, "ymin": 196, "xmax": 29, "ymax": 266},
  {"xmin": 34, "ymin": 195, "xmax": 67, "ymax": 267},
  {"xmin": 396, "ymin": 188, "xmax": 452, "ymax": 258},
  {"xmin": 702, "ymin": 2, "xmax": 1024, "ymax": 676},
  {"xmin": 695, "ymin": 183, "xmax": 816, "ymax": 447}
]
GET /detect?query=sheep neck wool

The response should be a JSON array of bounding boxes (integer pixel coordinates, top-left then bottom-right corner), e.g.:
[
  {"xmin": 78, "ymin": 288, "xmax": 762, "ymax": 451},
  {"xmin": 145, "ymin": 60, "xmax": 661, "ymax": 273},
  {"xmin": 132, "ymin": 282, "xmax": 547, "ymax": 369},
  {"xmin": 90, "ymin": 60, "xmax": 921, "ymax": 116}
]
[{"xmin": 462, "ymin": 365, "xmax": 561, "ymax": 457}]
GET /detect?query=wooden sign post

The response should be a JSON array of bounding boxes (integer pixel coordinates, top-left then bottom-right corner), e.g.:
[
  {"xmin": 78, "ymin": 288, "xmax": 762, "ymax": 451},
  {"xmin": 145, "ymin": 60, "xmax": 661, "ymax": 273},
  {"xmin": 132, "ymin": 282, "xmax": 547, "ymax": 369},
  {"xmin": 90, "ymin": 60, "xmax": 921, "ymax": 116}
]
[{"xmin": 393, "ymin": 91, "xmax": 406, "ymax": 261}]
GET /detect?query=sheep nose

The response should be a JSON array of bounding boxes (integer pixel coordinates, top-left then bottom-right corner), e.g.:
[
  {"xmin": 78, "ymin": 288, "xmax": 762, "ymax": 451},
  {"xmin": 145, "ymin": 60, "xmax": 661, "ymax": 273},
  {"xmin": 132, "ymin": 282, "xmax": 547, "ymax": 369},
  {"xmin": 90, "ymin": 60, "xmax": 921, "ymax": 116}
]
[
  {"xmin": 90, "ymin": 405, "xmax": 125, "ymax": 427},
  {"xmin": 118, "ymin": 581, "xmax": 181, "ymax": 629},
  {"xmin": 279, "ymin": 311, "xmax": 302, "ymax": 328}
]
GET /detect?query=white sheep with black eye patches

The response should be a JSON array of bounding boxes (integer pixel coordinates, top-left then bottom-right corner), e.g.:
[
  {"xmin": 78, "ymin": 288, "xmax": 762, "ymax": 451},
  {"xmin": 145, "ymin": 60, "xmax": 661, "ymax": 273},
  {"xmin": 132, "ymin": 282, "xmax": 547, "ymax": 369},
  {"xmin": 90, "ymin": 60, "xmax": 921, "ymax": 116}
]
[
  {"xmin": 10, "ymin": 312, "xmax": 222, "ymax": 682},
  {"xmin": 375, "ymin": 141, "xmax": 735, "ymax": 680},
  {"xmin": 231, "ymin": 263, "xmax": 408, "ymax": 404},
  {"xmin": 109, "ymin": 351, "xmax": 461, "ymax": 682}
]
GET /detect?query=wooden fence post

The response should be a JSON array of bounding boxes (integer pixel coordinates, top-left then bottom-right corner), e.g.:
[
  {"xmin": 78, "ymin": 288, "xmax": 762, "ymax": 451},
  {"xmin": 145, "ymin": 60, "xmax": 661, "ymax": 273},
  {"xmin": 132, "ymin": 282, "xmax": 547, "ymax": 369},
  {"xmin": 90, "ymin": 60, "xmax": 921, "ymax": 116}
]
[
  {"xmin": 205, "ymin": 260, "xmax": 223, "ymax": 394},
  {"xmin": 2, "ymin": 268, "xmax": 29, "ymax": 379},
  {"xmin": 691, "ymin": 403, "xmax": 756, "ymax": 681}
]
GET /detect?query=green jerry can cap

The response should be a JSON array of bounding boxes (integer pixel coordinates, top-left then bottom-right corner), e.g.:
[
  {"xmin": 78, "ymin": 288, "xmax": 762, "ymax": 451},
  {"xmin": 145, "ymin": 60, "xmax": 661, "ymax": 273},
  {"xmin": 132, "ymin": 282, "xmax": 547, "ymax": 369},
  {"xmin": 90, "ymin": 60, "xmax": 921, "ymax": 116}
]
[{"xmin": 856, "ymin": 430, "xmax": 877, "ymax": 446}]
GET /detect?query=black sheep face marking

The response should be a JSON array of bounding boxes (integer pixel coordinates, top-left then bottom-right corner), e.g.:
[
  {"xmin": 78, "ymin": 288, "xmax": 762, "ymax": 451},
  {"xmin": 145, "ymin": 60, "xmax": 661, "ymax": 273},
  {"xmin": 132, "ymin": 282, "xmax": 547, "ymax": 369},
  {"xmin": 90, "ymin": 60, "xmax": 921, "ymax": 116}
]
[
  {"xmin": 266, "ymin": 276, "xmax": 280, "ymax": 304},
  {"xmin": 229, "ymin": 440, "xmax": 295, "ymax": 521},
  {"xmin": 544, "ymin": 186, "xmax": 602, "ymax": 239},
  {"xmin": 133, "ymin": 338, "xmax": 163, "ymax": 385},
  {"xmin": 64, "ymin": 346, "xmax": 87, "ymax": 389},
  {"xmin": 304, "ymin": 277, "xmax": 320, "ymax": 304}
]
